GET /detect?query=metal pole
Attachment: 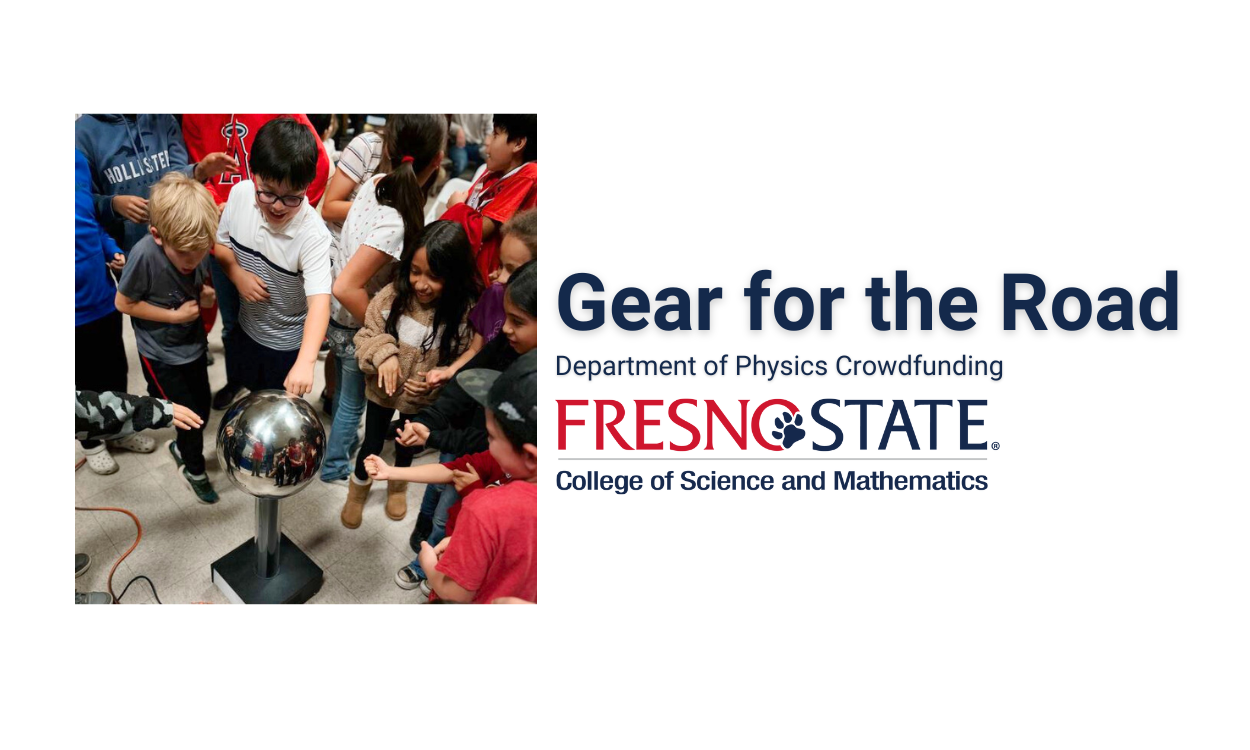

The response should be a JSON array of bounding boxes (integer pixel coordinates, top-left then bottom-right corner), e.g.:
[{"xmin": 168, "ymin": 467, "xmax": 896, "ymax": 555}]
[{"xmin": 255, "ymin": 496, "xmax": 282, "ymax": 579}]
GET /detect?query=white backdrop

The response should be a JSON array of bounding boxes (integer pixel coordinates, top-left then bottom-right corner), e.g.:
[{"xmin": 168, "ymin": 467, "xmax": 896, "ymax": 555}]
[{"xmin": 23, "ymin": 1, "xmax": 1250, "ymax": 747}]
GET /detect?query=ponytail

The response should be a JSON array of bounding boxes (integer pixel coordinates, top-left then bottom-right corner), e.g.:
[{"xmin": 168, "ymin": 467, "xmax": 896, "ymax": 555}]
[{"xmin": 375, "ymin": 114, "xmax": 448, "ymax": 263}]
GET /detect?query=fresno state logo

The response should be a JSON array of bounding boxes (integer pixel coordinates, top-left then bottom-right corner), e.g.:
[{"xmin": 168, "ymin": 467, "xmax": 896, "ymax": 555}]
[
  {"xmin": 218, "ymin": 120, "xmax": 251, "ymax": 186},
  {"xmin": 557, "ymin": 399, "xmax": 801, "ymax": 452},
  {"xmin": 556, "ymin": 398, "xmax": 988, "ymax": 453}
]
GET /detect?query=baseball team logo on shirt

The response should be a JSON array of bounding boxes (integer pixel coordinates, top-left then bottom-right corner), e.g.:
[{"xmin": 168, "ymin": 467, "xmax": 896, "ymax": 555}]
[{"xmin": 219, "ymin": 121, "xmax": 251, "ymax": 187}]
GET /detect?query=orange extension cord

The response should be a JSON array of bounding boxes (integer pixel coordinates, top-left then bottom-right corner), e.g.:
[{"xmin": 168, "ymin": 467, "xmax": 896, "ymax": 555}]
[{"xmin": 74, "ymin": 506, "xmax": 142, "ymax": 604}]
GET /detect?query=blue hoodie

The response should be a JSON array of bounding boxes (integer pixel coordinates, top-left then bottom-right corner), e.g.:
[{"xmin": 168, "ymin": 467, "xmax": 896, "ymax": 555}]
[
  {"xmin": 76, "ymin": 150, "xmax": 121, "ymax": 327},
  {"xmin": 74, "ymin": 114, "xmax": 198, "ymax": 252}
]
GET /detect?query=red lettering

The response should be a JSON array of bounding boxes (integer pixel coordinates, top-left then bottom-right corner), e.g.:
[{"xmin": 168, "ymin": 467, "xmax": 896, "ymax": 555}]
[
  {"xmin": 597, "ymin": 400, "xmax": 632, "ymax": 450},
  {"xmin": 751, "ymin": 399, "xmax": 800, "ymax": 452},
  {"xmin": 556, "ymin": 400, "xmax": 588, "ymax": 450},
  {"xmin": 634, "ymin": 400, "xmax": 664, "ymax": 450},
  {"xmin": 705, "ymin": 400, "xmax": 749, "ymax": 450},
  {"xmin": 668, "ymin": 399, "xmax": 700, "ymax": 451}
]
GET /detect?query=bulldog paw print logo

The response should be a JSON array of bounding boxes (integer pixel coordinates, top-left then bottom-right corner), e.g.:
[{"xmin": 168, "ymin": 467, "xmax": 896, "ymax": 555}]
[{"xmin": 772, "ymin": 412, "xmax": 806, "ymax": 449}]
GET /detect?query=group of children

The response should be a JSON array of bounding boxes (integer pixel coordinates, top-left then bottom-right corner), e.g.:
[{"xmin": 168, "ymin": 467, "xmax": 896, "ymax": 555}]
[{"xmin": 74, "ymin": 114, "xmax": 538, "ymax": 603}]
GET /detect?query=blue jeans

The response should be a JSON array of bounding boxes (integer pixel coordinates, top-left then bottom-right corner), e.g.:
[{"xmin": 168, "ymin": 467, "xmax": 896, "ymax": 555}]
[
  {"xmin": 320, "ymin": 348, "xmax": 366, "ymax": 481},
  {"xmin": 449, "ymin": 143, "xmax": 483, "ymax": 178},
  {"xmin": 409, "ymin": 452, "xmax": 460, "ymax": 579},
  {"xmin": 210, "ymin": 255, "xmax": 243, "ymax": 388}
]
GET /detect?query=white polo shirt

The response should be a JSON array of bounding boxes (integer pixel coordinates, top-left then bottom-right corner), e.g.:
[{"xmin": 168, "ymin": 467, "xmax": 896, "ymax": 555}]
[{"xmin": 217, "ymin": 180, "xmax": 333, "ymax": 351}]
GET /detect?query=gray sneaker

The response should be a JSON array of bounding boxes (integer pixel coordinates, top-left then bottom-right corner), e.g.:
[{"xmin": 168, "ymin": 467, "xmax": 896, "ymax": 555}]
[
  {"xmin": 75, "ymin": 553, "xmax": 90, "ymax": 578},
  {"xmin": 75, "ymin": 591, "xmax": 113, "ymax": 604}
]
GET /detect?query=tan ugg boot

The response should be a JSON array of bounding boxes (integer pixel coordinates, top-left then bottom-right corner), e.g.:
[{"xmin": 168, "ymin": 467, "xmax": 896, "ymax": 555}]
[
  {"xmin": 386, "ymin": 480, "xmax": 408, "ymax": 521},
  {"xmin": 341, "ymin": 479, "xmax": 371, "ymax": 529}
]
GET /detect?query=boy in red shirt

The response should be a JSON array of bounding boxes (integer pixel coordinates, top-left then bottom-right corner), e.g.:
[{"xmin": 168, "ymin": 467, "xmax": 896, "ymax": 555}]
[
  {"xmin": 181, "ymin": 114, "xmax": 330, "ymax": 207},
  {"xmin": 364, "ymin": 349, "xmax": 537, "ymax": 603},
  {"xmin": 443, "ymin": 114, "xmax": 537, "ymax": 281}
]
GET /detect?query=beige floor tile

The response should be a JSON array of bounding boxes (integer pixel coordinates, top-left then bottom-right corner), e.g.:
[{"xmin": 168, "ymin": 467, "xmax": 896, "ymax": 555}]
[
  {"xmin": 74, "ymin": 451, "xmax": 153, "ymax": 501},
  {"xmin": 307, "ymin": 569, "xmax": 361, "ymax": 604},
  {"xmin": 158, "ymin": 568, "xmax": 232, "ymax": 605},
  {"xmin": 326, "ymin": 533, "xmax": 425, "ymax": 605},
  {"xmin": 282, "ymin": 479, "xmax": 393, "ymax": 564},
  {"xmin": 74, "ymin": 511, "xmax": 120, "ymax": 593}
]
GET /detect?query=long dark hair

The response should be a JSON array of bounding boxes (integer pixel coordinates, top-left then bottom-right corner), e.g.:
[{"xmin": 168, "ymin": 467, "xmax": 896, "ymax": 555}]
[
  {"xmin": 375, "ymin": 114, "xmax": 447, "ymax": 257},
  {"xmin": 385, "ymin": 221, "xmax": 483, "ymax": 366}
]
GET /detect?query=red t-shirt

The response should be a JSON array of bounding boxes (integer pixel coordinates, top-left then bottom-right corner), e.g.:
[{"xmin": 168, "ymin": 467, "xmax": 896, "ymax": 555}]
[
  {"xmin": 435, "ymin": 480, "xmax": 537, "ymax": 604},
  {"xmin": 181, "ymin": 114, "xmax": 330, "ymax": 207},
  {"xmin": 448, "ymin": 162, "xmax": 537, "ymax": 281},
  {"xmin": 441, "ymin": 450, "xmax": 507, "ymax": 536}
]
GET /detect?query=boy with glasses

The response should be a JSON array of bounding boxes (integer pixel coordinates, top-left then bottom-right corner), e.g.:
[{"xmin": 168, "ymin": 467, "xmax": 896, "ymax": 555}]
[{"xmin": 212, "ymin": 118, "xmax": 333, "ymax": 397}]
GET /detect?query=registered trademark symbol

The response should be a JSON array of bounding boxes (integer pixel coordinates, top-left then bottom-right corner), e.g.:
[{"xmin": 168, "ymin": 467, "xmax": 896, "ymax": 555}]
[{"xmin": 991, "ymin": 442, "xmax": 1000, "ymax": 450}]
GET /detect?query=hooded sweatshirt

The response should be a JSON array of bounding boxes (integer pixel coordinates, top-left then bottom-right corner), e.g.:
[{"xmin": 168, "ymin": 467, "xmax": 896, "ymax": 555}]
[
  {"xmin": 75, "ymin": 149, "xmax": 121, "ymax": 327},
  {"xmin": 74, "ymin": 114, "xmax": 198, "ymax": 252}
]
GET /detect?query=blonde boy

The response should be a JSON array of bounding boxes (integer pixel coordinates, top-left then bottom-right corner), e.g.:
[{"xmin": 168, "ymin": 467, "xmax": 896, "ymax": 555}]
[{"xmin": 115, "ymin": 172, "xmax": 221, "ymax": 503}]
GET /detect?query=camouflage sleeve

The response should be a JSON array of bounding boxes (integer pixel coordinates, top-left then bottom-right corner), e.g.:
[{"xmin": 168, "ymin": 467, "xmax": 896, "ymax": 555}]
[{"xmin": 75, "ymin": 390, "xmax": 175, "ymax": 441}]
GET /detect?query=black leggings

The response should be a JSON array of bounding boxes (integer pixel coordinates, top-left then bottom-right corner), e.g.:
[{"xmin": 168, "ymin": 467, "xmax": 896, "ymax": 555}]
[{"xmin": 354, "ymin": 400, "xmax": 419, "ymax": 481}]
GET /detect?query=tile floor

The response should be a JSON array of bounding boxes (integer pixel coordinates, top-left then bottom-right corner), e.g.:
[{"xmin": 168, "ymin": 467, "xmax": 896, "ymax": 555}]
[{"xmin": 75, "ymin": 318, "xmax": 435, "ymax": 604}]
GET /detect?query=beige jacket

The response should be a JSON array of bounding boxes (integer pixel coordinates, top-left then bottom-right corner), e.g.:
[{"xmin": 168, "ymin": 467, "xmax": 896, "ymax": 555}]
[{"xmin": 354, "ymin": 283, "xmax": 471, "ymax": 414}]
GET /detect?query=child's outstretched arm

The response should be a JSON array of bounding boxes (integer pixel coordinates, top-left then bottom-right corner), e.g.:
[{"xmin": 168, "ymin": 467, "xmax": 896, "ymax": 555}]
[
  {"xmin": 284, "ymin": 294, "xmax": 330, "ymax": 396},
  {"xmin": 424, "ymin": 333, "xmax": 485, "ymax": 387},
  {"xmin": 75, "ymin": 390, "xmax": 203, "ymax": 441},
  {"xmin": 363, "ymin": 455, "xmax": 454, "ymax": 485}
]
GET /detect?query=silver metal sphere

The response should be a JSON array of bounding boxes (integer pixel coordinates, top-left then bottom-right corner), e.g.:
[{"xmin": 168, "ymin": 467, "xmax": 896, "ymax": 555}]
[{"xmin": 216, "ymin": 390, "xmax": 326, "ymax": 499}]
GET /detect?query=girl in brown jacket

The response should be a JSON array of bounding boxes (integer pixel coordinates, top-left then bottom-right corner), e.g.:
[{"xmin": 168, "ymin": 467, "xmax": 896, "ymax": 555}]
[{"xmin": 343, "ymin": 221, "xmax": 483, "ymax": 528}]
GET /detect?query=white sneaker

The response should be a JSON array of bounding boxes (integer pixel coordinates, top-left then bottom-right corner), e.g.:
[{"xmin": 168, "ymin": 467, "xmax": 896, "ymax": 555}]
[
  {"xmin": 82, "ymin": 444, "xmax": 118, "ymax": 475},
  {"xmin": 395, "ymin": 565, "xmax": 432, "ymax": 599},
  {"xmin": 109, "ymin": 434, "xmax": 157, "ymax": 454}
]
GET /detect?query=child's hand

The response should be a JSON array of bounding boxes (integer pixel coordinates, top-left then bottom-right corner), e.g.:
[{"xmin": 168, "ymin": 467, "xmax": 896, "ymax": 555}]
[
  {"xmin": 199, "ymin": 285, "xmax": 217, "ymax": 308},
  {"xmin": 195, "ymin": 152, "xmax": 240, "ymax": 181},
  {"xmin": 170, "ymin": 402, "xmax": 203, "ymax": 431},
  {"xmin": 112, "ymin": 195, "xmax": 149, "ymax": 223},
  {"xmin": 107, "ymin": 253, "xmax": 126, "ymax": 273},
  {"xmin": 450, "ymin": 464, "xmax": 481, "ymax": 493},
  {"xmin": 395, "ymin": 420, "xmax": 430, "ymax": 447},
  {"xmin": 401, "ymin": 372, "xmax": 428, "ymax": 396},
  {"xmin": 170, "ymin": 299, "xmax": 201, "ymax": 324},
  {"xmin": 364, "ymin": 454, "xmax": 390, "ymax": 480},
  {"xmin": 234, "ymin": 271, "xmax": 270, "ymax": 302},
  {"xmin": 447, "ymin": 190, "xmax": 469, "ymax": 208},
  {"xmin": 433, "ymin": 536, "xmax": 451, "ymax": 557},
  {"xmin": 378, "ymin": 357, "xmax": 401, "ymax": 396},
  {"xmin": 424, "ymin": 367, "xmax": 452, "ymax": 387},
  {"xmin": 284, "ymin": 360, "xmax": 315, "ymax": 396},
  {"xmin": 418, "ymin": 540, "xmax": 442, "ymax": 574}
]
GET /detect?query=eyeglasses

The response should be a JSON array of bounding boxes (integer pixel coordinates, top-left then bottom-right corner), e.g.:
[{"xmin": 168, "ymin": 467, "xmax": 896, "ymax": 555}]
[{"xmin": 255, "ymin": 189, "xmax": 305, "ymax": 208}]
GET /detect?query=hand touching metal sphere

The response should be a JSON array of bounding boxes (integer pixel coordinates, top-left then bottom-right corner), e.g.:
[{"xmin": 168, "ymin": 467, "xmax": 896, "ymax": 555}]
[{"xmin": 216, "ymin": 391, "xmax": 325, "ymax": 498}]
